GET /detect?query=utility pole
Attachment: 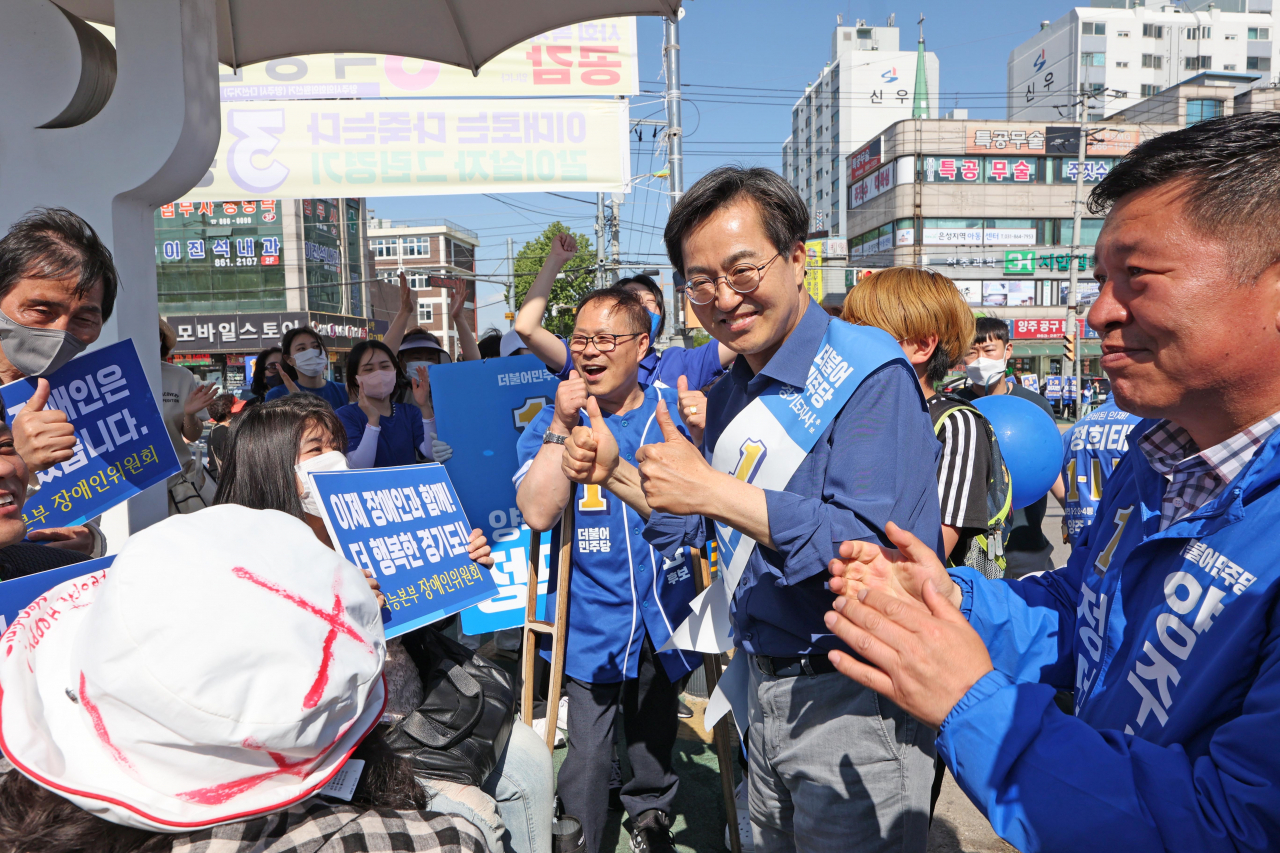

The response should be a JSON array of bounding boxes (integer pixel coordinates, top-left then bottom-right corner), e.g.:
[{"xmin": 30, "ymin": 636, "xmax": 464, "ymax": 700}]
[
  {"xmin": 664, "ymin": 12, "xmax": 686, "ymax": 338},
  {"xmin": 505, "ymin": 236, "xmax": 515, "ymax": 328},
  {"xmin": 595, "ymin": 192, "xmax": 607, "ymax": 289},
  {"xmin": 1065, "ymin": 89, "xmax": 1089, "ymax": 420},
  {"xmin": 609, "ymin": 194, "xmax": 622, "ymax": 283}
]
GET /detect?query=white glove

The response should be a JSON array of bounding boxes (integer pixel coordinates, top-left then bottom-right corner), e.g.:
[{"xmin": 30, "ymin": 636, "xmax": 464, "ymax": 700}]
[{"xmin": 431, "ymin": 436, "xmax": 453, "ymax": 463}]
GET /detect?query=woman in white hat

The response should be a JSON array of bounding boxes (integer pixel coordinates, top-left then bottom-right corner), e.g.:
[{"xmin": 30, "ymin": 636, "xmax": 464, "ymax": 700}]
[
  {"xmin": 0, "ymin": 504, "xmax": 488, "ymax": 853},
  {"xmin": 213, "ymin": 396, "xmax": 553, "ymax": 853}
]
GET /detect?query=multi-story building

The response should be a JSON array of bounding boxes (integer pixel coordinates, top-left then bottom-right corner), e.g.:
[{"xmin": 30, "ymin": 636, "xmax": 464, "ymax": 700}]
[
  {"xmin": 155, "ymin": 197, "xmax": 375, "ymax": 389},
  {"xmin": 1009, "ymin": 0, "xmax": 1277, "ymax": 123},
  {"xmin": 842, "ymin": 72, "xmax": 1278, "ymax": 378},
  {"xmin": 366, "ymin": 218, "xmax": 479, "ymax": 359},
  {"xmin": 781, "ymin": 18, "xmax": 939, "ymax": 237}
]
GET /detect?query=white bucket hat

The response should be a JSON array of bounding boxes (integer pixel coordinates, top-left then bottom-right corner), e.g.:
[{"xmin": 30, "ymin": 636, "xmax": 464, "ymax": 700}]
[{"xmin": 0, "ymin": 504, "xmax": 387, "ymax": 832}]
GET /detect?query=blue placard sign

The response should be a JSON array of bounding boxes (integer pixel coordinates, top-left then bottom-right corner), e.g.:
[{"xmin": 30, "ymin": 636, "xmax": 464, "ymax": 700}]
[
  {"xmin": 1045, "ymin": 375, "xmax": 1063, "ymax": 400},
  {"xmin": 0, "ymin": 555, "xmax": 115, "ymax": 632},
  {"xmin": 1, "ymin": 340, "xmax": 181, "ymax": 531},
  {"xmin": 429, "ymin": 355, "xmax": 555, "ymax": 635},
  {"xmin": 308, "ymin": 463, "xmax": 499, "ymax": 639}
]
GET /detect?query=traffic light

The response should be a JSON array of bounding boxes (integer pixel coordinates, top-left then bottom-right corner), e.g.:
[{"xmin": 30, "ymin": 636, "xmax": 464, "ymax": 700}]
[{"xmin": 1063, "ymin": 333, "xmax": 1076, "ymax": 362}]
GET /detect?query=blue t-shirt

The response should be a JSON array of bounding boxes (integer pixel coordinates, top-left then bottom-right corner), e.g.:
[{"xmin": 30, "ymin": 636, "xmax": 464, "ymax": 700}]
[
  {"xmin": 551, "ymin": 337, "xmax": 726, "ymax": 391},
  {"xmin": 1060, "ymin": 400, "xmax": 1143, "ymax": 545},
  {"xmin": 264, "ymin": 380, "xmax": 349, "ymax": 410},
  {"xmin": 512, "ymin": 384, "xmax": 700, "ymax": 684},
  {"xmin": 336, "ymin": 402, "xmax": 427, "ymax": 468}
]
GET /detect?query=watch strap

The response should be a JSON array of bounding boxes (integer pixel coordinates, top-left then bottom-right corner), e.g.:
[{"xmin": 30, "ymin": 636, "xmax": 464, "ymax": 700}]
[{"xmin": 542, "ymin": 431, "xmax": 568, "ymax": 446}]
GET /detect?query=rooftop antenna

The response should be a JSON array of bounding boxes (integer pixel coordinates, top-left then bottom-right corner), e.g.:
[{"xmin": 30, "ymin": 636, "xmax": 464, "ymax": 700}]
[{"xmin": 887, "ymin": 13, "xmax": 895, "ymax": 26}]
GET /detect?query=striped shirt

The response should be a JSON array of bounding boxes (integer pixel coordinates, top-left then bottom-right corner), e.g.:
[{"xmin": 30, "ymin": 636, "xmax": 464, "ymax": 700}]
[
  {"xmin": 928, "ymin": 394, "xmax": 993, "ymax": 559},
  {"xmin": 1138, "ymin": 410, "xmax": 1280, "ymax": 530}
]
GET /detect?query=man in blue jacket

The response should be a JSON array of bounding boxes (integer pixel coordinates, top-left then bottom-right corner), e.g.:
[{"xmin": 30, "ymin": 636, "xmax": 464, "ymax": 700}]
[{"xmin": 823, "ymin": 110, "xmax": 1280, "ymax": 853}]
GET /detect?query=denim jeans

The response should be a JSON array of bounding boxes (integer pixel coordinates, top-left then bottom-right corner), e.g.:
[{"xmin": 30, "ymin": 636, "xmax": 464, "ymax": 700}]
[
  {"xmin": 423, "ymin": 720, "xmax": 554, "ymax": 853},
  {"xmin": 746, "ymin": 658, "xmax": 935, "ymax": 853}
]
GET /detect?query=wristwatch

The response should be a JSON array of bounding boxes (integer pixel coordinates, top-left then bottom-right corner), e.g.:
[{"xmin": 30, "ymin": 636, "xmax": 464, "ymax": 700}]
[{"xmin": 542, "ymin": 432, "xmax": 568, "ymax": 446}]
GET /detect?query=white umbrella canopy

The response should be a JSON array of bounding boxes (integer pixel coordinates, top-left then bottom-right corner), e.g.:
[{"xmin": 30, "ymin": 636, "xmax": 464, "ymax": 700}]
[{"xmin": 57, "ymin": 0, "xmax": 681, "ymax": 71}]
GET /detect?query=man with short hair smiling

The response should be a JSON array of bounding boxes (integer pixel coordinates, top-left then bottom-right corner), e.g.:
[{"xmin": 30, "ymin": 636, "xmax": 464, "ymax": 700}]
[
  {"xmin": 515, "ymin": 286, "xmax": 699, "ymax": 853},
  {"xmin": 824, "ymin": 110, "xmax": 1280, "ymax": 852},
  {"xmin": 0, "ymin": 208, "xmax": 118, "ymax": 555},
  {"xmin": 632, "ymin": 167, "xmax": 943, "ymax": 853}
]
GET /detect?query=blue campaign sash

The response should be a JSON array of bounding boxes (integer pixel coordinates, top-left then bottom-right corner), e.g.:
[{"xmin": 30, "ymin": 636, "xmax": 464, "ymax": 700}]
[{"xmin": 667, "ymin": 319, "xmax": 904, "ymax": 655}]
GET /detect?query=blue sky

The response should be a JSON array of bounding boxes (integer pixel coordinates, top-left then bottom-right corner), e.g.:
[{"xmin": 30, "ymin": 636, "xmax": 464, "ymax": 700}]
[{"xmin": 367, "ymin": 0, "xmax": 1077, "ymax": 332}]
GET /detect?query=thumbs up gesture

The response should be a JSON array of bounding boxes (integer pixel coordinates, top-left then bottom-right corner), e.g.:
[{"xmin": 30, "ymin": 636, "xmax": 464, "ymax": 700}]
[
  {"xmin": 562, "ymin": 397, "xmax": 619, "ymax": 485},
  {"xmin": 12, "ymin": 378, "xmax": 77, "ymax": 473},
  {"xmin": 676, "ymin": 375, "xmax": 707, "ymax": 447},
  {"xmin": 634, "ymin": 397, "xmax": 714, "ymax": 515}
]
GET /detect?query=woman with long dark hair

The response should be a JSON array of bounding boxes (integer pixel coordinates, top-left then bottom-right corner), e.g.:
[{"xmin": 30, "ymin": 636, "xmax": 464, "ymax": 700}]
[
  {"xmin": 336, "ymin": 340, "xmax": 440, "ymax": 469},
  {"xmin": 213, "ymin": 396, "xmax": 553, "ymax": 853},
  {"xmin": 248, "ymin": 345, "xmax": 283, "ymax": 402}
]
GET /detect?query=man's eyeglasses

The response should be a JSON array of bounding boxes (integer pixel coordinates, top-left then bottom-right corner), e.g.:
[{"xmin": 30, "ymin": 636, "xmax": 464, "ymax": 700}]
[
  {"xmin": 568, "ymin": 333, "xmax": 642, "ymax": 353},
  {"xmin": 684, "ymin": 252, "xmax": 783, "ymax": 305}
]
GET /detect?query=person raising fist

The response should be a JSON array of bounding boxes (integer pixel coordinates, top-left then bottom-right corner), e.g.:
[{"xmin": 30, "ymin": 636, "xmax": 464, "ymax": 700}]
[{"xmin": 514, "ymin": 285, "xmax": 699, "ymax": 853}]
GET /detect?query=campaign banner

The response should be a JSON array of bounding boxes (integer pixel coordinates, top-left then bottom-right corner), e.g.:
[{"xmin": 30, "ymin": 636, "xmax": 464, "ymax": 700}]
[
  {"xmin": 1020, "ymin": 373, "xmax": 1040, "ymax": 393},
  {"xmin": 1064, "ymin": 376, "xmax": 1078, "ymax": 402},
  {"xmin": 1, "ymin": 341, "xmax": 181, "ymax": 531},
  {"xmin": 179, "ymin": 98, "xmax": 630, "ymax": 202},
  {"xmin": 308, "ymin": 464, "xmax": 497, "ymax": 639},
  {"xmin": 429, "ymin": 355, "xmax": 558, "ymax": 635},
  {"xmin": 1045, "ymin": 375, "xmax": 1063, "ymax": 400},
  {"xmin": 94, "ymin": 20, "xmax": 638, "ymax": 100},
  {"xmin": 0, "ymin": 556, "xmax": 114, "ymax": 633}
]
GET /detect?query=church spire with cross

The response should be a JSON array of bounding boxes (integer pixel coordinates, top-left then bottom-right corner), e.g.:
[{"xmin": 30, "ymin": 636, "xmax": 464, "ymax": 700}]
[{"xmin": 913, "ymin": 14, "xmax": 930, "ymax": 118}]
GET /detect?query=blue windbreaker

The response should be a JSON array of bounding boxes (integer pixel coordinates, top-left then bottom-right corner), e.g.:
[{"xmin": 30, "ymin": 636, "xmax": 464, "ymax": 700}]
[{"xmin": 939, "ymin": 418, "xmax": 1280, "ymax": 853}]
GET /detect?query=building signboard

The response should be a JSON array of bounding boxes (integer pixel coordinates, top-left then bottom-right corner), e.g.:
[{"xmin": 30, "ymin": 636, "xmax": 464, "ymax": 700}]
[
  {"xmin": 965, "ymin": 127, "xmax": 1045, "ymax": 154},
  {"xmin": 847, "ymin": 160, "xmax": 896, "ymax": 209},
  {"xmin": 847, "ymin": 137, "xmax": 883, "ymax": 182}
]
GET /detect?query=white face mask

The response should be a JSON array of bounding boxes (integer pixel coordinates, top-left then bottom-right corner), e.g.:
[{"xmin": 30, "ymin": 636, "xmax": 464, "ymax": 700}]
[
  {"xmin": 292, "ymin": 348, "xmax": 328, "ymax": 377},
  {"xmin": 405, "ymin": 361, "xmax": 432, "ymax": 378},
  {"xmin": 295, "ymin": 450, "xmax": 348, "ymax": 516},
  {"xmin": 965, "ymin": 357, "xmax": 1008, "ymax": 389}
]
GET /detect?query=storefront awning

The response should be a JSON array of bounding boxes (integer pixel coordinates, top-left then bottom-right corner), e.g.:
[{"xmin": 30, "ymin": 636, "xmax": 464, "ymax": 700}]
[{"xmin": 1013, "ymin": 340, "xmax": 1101, "ymax": 357}]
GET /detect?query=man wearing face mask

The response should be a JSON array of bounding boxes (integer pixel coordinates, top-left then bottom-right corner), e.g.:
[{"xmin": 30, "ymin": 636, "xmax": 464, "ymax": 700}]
[
  {"xmin": 0, "ymin": 208, "xmax": 120, "ymax": 557},
  {"xmin": 956, "ymin": 317, "xmax": 1059, "ymax": 577}
]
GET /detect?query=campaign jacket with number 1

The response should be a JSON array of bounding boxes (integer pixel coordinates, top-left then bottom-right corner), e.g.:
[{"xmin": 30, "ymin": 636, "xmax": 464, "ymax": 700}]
[
  {"xmin": 513, "ymin": 384, "xmax": 700, "ymax": 684},
  {"xmin": 939, "ymin": 419, "xmax": 1280, "ymax": 853}
]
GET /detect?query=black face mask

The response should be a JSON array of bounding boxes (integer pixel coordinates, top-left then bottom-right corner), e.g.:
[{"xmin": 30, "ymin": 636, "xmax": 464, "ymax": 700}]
[{"xmin": 265, "ymin": 373, "xmax": 284, "ymax": 388}]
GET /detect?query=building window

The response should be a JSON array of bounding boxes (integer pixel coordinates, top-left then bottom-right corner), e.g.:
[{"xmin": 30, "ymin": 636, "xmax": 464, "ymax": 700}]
[
  {"xmin": 1223, "ymin": 64, "xmax": 1238, "ymax": 71},
  {"xmin": 1141, "ymin": 54, "xmax": 1163, "ymax": 69},
  {"xmin": 1248, "ymin": 27, "xmax": 1270, "ymax": 40},
  {"xmin": 402, "ymin": 237, "xmax": 422, "ymax": 257},
  {"xmin": 1185, "ymin": 27, "xmax": 1200, "ymax": 40},
  {"xmin": 1186, "ymin": 98, "xmax": 1224, "ymax": 126},
  {"xmin": 816, "ymin": 189, "xmax": 824, "ymax": 201},
  {"xmin": 1248, "ymin": 56, "xmax": 1272, "ymax": 71},
  {"xmin": 1141, "ymin": 84, "xmax": 1163, "ymax": 96},
  {"xmin": 1184, "ymin": 55, "xmax": 1211, "ymax": 70},
  {"xmin": 1117, "ymin": 31, "xmax": 1130, "ymax": 38},
  {"xmin": 1115, "ymin": 61, "xmax": 1129, "ymax": 68},
  {"xmin": 1202, "ymin": 28, "xmax": 1211, "ymax": 39},
  {"xmin": 1143, "ymin": 23, "xmax": 1164, "ymax": 39},
  {"xmin": 1225, "ymin": 33, "xmax": 1238, "ymax": 41},
  {"xmin": 1088, "ymin": 83, "xmax": 1105, "ymax": 95},
  {"xmin": 1088, "ymin": 112, "xmax": 1104, "ymax": 122},
  {"xmin": 1082, "ymin": 22, "xmax": 1106, "ymax": 36},
  {"xmin": 417, "ymin": 300, "xmax": 433, "ymax": 324},
  {"xmin": 1081, "ymin": 52, "xmax": 1105, "ymax": 67},
  {"xmin": 373, "ymin": 238, "xmax": 397, "ymax": 258},
  {"xmin": 856, "ymin": 28, "xmax": 872, "ymax": 39}
]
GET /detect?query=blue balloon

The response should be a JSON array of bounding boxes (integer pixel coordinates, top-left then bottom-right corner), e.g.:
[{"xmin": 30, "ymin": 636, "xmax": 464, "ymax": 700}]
[{"xmin": 971, "ymin": 395, "xmax": 1062, "ymax": 511}]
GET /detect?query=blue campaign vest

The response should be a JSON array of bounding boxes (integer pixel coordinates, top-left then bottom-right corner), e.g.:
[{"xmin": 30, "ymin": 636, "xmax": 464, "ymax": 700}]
[
  {"xmin": 1061, "ymin": 402, "xmax": 1144, "ymax": 544},
  {"xmin": 1068, "ymin": 420, "xmax": 1280, "ymax": 755},
  {"xmin": 514, "ymin": 385, "xmax": 699, "ymax": 684}
]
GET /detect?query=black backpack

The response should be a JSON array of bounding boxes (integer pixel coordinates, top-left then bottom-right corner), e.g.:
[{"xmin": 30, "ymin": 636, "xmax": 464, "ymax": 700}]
[{"xmin": 931, "ymin": 395, "xmax": 1013, "ymax": 580}]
